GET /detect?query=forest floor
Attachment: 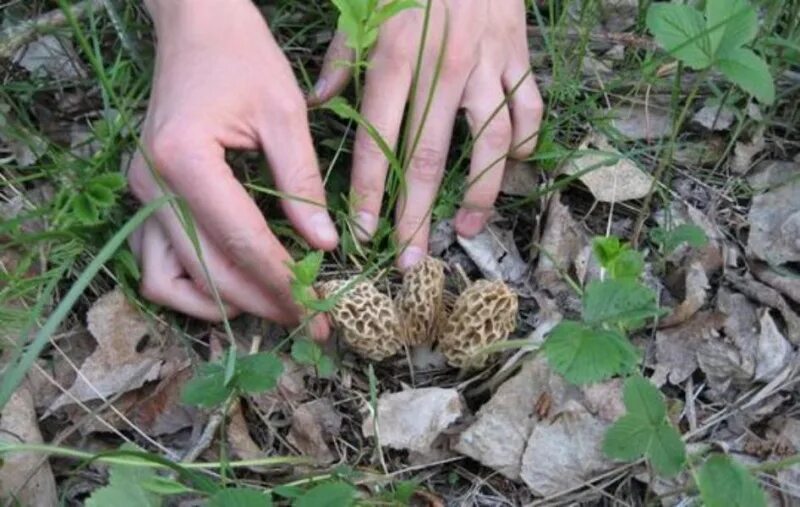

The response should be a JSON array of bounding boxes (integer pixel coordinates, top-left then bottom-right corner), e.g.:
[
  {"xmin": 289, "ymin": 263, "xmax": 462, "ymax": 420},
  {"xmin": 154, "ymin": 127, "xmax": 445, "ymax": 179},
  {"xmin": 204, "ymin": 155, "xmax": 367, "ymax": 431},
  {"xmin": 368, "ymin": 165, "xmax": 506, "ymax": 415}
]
[{"xmin": 1, "ymin": 0, "xmax": 800, "ymax": 506}]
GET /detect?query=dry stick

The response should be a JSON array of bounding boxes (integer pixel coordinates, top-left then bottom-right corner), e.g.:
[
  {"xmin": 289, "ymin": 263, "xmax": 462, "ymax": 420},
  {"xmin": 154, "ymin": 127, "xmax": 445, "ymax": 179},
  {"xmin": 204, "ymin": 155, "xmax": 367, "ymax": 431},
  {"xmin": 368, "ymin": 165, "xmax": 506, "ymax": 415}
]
[
  {"xmin": 526, "ymin": 25, "xmax": 658, "ymax": 51},
  {"xmin": 0, "ymin": 0, "xmax": 104, "ymax": 59}
]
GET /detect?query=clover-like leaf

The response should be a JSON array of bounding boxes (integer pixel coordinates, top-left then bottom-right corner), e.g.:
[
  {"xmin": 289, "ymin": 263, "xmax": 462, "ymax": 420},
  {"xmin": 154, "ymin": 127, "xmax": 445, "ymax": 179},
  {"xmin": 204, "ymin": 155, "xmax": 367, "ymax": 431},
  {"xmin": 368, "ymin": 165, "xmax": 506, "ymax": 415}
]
[
  {"xmin": 697, "ymin": 454, "xmax": 766, "ymax": 507},
  {"xmin": 543, "ymin": 320, "xmax": 640, "ymax": 385}
]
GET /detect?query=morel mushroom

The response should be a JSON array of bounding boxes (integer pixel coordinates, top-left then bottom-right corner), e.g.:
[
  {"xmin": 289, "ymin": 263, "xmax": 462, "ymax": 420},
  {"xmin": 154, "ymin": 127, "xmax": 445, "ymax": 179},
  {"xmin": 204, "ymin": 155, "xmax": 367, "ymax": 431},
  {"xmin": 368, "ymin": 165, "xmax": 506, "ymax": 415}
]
[
  {"xmin": 437, "ymin": 279, "xmax": 518, "ymax": 368},
  {"xmin": 317, "ymin": 280, "xmax": 404, "ymax": 361},
  {"xmin": 395, "ymin": 256, "xmax": 445, "ymax": 346}
]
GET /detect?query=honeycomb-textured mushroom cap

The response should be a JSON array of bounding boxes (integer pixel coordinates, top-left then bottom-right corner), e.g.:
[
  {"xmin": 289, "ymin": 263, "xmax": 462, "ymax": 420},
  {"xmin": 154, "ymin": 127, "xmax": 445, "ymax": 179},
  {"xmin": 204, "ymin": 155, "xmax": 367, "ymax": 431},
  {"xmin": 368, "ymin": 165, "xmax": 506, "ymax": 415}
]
[
  {"xmin": 395, "ymin": 256, "xmax": 445, "ymax": 346},
  {"xmin": 438, "ymin": 279, "xmax": 518, "ymax": 368},
  {"xmin": 317, "ymin": 279, "xmax": 404, "ymax": 361}
]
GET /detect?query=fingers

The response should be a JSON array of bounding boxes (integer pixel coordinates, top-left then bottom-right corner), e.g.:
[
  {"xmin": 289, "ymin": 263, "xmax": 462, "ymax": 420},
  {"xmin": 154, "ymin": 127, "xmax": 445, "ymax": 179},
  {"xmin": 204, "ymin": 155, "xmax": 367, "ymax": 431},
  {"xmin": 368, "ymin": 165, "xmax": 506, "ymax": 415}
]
[
  {"xmin": 457, "ymin": 67, "xmax": 512, "ymax": 238},
  {"xmin": 258, "ymin": 93, "xmax": 339, "ymax": 252},
  {"xmin": 139, "ymin": 218, "xmax": 238, "ymax": 321},
  {"xmin": 349, "ymin": 56, "xmax": 412, "ymax": 241},
  {"xmin": 309, "ymin": 31, "xmax": 354, "ymax": 105},
  {"xmin": 395, "ymin": 73, "xmax": 464, "ymax": 270},
  {"xmin": 503, "ymin": 58, "xmax": 544, "ymax": 160},
  {"xmin": 129, "ymin": 152, "xmax": 330, "ymax": 339}
]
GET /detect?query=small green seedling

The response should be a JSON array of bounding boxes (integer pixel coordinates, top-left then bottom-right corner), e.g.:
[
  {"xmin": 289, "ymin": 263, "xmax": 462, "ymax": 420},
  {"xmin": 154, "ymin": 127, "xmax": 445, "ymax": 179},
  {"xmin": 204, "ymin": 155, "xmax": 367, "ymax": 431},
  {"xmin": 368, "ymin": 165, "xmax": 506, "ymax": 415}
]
[
  {"xmin": 650, "ymin": 224, "xmax": 709, "ymax": 255},
  {"xmin": 647, "ymin": 0, "xmax": 774, "ymax": 104},
  {"xmin": 292, "ymin": 338, "xmax": 336, "ymax": 378},
  {"xmin": 543, "ymin": 236, "xmax": 663, "ymax": 384},
  {"xmin": 289, "ymin": 250, "xmax": 336, "ymax": 313},
  {"xmin": 697, "ymin": 454, "xmax": 766, "ymax": 507},
  {"xmin": 180, "ymin": 349, "xmax": 283, "ymax": 408},
  {"xmin": 603, "ymin": 375, "xmax": 686, "ymax": 477}
]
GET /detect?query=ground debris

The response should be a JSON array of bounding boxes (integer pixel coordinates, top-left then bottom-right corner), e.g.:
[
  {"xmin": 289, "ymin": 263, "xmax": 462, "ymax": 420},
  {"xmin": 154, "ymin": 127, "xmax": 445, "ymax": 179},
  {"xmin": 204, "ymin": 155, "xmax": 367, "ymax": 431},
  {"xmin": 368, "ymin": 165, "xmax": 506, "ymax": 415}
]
[
  {"xmin": 753, "ymin": 263, "xmax": 800, "ymax": 305},
  {"xmin": 455, "ymin": 357, "xmax": 620, "ymax": 495},
  {"xmin": 288, "ymin": 398, "xmax": 343, "ymax": 464},
  {"xmin": 692, "ymin": 101, "xmax": 736, "ymax": 131},
  {"xmin": 561, "ymin": 132, "xmax": 655, "ymax": 202},
  {"xmin": 609, "ymin": 103, "xmax": 672, "ymax": 141},
  {"xmin": 456, "ymin": 223, "xmax": 529, "ymax": 286},
  {"xmin": 363, "ymin": 387, "xmax": 464, "ymax": 459},
  {"xmin": 46, "ymin": 288, "xmax": 188, "ymax": 414},
  {"xmin": 501, "ymin": 159, "xmax": 540, "ymax": 197},
  {"xmin": 534, "ymin": 192, "xmax": 590, "ymax": 294},
  {"xmin": 746, "ymin": 160, "xmax": 800, "ymax": 265},
  {"xmin": 0, "ymin": 380, "xmax": 57, "ymax": 506}
]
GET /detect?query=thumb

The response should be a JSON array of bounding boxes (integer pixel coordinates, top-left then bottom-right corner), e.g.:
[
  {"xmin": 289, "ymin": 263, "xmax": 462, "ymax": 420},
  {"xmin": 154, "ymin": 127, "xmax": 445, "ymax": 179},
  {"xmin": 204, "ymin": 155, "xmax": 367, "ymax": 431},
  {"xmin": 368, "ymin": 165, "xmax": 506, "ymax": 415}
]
[{"xmin": 308, "ymin": 31, "xmax": 354, "ymax": 106}]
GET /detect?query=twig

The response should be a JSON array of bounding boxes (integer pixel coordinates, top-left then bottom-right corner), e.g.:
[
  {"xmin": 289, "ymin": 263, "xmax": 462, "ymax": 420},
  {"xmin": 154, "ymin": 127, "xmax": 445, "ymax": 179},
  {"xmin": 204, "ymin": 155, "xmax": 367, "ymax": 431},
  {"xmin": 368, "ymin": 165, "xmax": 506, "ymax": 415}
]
[
  {"xmin": 0, "ymin": 0, "xmax": 104, "ymax": 59},
  {"xmin": 526, "ymin": 25, "xmax": 657, "ymax": 51}
]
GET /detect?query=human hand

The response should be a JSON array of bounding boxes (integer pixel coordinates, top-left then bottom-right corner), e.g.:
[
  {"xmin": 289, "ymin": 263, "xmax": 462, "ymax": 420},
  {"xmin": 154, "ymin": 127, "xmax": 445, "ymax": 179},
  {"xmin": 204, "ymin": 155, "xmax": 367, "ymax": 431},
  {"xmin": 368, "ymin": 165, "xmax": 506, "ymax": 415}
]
[
  {"xmin": 129, "ymin": 0, "xmax": 337, "ymax": 339},
  {"xmin": 312, "ymin": 0, "xmax": 543, "ymax": 269}
]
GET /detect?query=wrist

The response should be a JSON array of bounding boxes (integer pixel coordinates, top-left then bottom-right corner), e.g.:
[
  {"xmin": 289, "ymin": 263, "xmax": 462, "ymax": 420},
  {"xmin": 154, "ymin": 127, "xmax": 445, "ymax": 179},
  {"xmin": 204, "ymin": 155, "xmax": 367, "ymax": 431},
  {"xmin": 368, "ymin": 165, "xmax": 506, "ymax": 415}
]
[{"xmin": 145, "ymin": 0, "xmax": 256, "ymax": 36}]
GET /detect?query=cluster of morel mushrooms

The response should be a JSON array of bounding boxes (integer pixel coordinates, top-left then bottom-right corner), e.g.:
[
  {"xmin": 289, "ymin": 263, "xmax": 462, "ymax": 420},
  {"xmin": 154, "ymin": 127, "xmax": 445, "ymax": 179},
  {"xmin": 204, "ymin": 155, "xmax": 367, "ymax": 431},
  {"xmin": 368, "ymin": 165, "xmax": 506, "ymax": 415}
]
[{"xmin": 317, "ymin": 256, "xmax": 518, "ymax": 368}]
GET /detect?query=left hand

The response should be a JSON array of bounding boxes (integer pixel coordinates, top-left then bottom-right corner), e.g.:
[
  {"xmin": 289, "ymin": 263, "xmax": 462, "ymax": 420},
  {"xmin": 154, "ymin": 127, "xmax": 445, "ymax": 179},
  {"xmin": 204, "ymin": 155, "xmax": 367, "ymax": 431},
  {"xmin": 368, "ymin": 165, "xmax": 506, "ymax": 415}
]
[{"xmin": 311, "ymin": 0, "xmax": 543, "ymax": 270}]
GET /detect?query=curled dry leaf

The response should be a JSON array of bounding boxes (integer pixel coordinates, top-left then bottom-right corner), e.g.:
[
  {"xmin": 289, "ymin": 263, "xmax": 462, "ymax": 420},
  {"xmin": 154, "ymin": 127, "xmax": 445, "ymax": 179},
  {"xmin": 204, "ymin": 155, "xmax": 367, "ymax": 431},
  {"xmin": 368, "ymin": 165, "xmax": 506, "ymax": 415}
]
[
  {"xmin": 561, "ymin": 132, "xmax": 655, "ymax": 202},
  {"xmin": 456, "ymin": 223, "xmax": 529, "ymax": 286},
  {"xmin": 317, "ymin": 280, "xmax": 404, "ymax": 361},
  {"xmin": 47, "ymin": 288, "xmax": 186, "ymax": 413},
  {"xmin": 14, "ymin": 34, "xmax": 86, "ymax": 80},
  {"xmin": 660, "ymin": 260, "xmax": 710, "ymax": 328},
  {"xmin": 438, "ymin": 280, "xmax": 518, "ymax": 368},
  {"xmin": 726, "ymin": 273, "xmax": 800, "ymax": 344},
  {"xmin": 534, "ymin": 192, "xmax": 590, "ymax": 289},
  {"xmin": 363, "ymin": 388, "xmax": 464, "ymax": 459},
  {"xmin": 752, "ymin": 263, "xmax": 800, "ymax": 305},
  {"xmin": 428, "ymin": 219, "xmax": 455, "ymax": 257},
  {"xmin": 731, "ymin": 127, "xmax": 766, "ymax": 175},
  {"xmin": 653, "ymin": 311, "xmax": 726, "ymax": 387},
  {"xmin": 287, "ymin": 399, "xmax": 343, "ymax": 464},
  {"xmin": 0, "ymin": 381, "xmax": 57, "ymax": 506}
]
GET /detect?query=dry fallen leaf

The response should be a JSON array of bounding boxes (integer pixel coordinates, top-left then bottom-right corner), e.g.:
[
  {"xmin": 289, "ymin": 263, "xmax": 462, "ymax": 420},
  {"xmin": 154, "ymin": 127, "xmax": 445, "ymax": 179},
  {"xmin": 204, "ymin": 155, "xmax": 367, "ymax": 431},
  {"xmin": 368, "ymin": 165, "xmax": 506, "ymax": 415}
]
[
  {"xmin": 653, "ymin": 311, "xmax": 726, "ymax": 387},
  {"xmin": 660, "ymin": 260, "xmax": 710, "ymax": 328},
  {"xmin": 746, "ymin": 161, "xmax": 800, "ymax": 265},
  {"xmin": 520, "ymin": 400, "xmax": 614, "ymax": 497},
  {"xmin": 249, "ymin": 356, "xmax": 311, "ymax": 417},
  {"xmin": 47, "ymin": 288, "xmax": 185, "ymax": 413},
  {"xmin": 429, "ymin": 219, "xmax": 456, "ymax": 257},
  {"xmin": 457, "ymin": 223, "xmax": 529, "ymax": 286},
  {"xmin": 0, "ymin": 381, "xmax": 57, "ymax": 506},
  {"xmin": 726, "ymin": 273, "xmax": 800, "ymax": 345},
  {"xmin": 363, "ymin": 388, "xmax": 464, "ymax": 458},
  {"xmin": 13, "ymin": 34, "xmax": 86, "ymax": 80},
  {"xmin": 609, "ymin": 103, "xmax": 671, "ymax": 141},
  {"xmin": 692, "ymin": 102, "xmax": 736, "ymax": 131},
  {"xmin": 731, "ymin": 127, "xmax": 766, "ymax": 175},
  {"xmin": 753, "ymin": 310, "xmax": 793, "ymax": 382},
  {"xmin": 562, "ymin": 132, "xmax": 655, "ymax": 202},
  {"xmin": 534, "ymin": 193, "xmax": 589, "ymax": 290},
  {"xmin": 287, "ymin": 399, "xmax": 343, "ymax": 464},
  {"xmin": 752, "ymin": 263, "xmax": 800, "ymax": 305}
]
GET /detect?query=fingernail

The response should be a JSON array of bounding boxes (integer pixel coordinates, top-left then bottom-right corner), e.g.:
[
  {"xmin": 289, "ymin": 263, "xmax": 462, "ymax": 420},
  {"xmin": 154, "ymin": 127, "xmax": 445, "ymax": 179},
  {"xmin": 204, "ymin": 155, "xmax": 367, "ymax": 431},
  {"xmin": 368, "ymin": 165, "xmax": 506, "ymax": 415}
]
[
  {"xmin": 398, "ymin": 246, "xmax": 425, "ymax": 271},
  {"xmin": 354, "ymin": 211, "xmax": 377, "ymax": 242},
  {"xmin": 311, "ymin": 212, "xmax": 339, "ymax": 246},
  {"xmin": 312, "ymin": 78, "xmax": 327, "ymax": 102},
  {"xmin": 455, "ymin": 209, "xmax": 486, "ymax": 237}
]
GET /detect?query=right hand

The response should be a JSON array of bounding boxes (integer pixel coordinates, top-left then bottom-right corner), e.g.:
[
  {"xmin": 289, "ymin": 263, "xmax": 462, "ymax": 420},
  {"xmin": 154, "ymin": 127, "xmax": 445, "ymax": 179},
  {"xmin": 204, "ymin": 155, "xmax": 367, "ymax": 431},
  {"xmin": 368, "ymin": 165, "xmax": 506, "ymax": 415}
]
[{"xmin": 128, "ymin": 0, "xmax": 336, "ymax": 339}]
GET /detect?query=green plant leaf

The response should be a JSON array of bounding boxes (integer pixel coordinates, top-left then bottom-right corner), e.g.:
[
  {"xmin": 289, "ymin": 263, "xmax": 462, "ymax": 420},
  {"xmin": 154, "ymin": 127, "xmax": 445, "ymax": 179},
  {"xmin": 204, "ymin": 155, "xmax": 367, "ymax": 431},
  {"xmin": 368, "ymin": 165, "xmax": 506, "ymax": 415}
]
[
  {"xmin": 86, "ymin": 182, "xmax": 116, "ymax": 207},
  {"xmin": 716, "ymin": 47, "xmax": 775, "ymax": 104},
  {"xmin": 602, "ymin": 376, "xmax": 686, "ymax": 477},
  {"xmin": 609, "ymin": 250, "xmax": 645, "ymax": 281},
  {"xmin": 697, "ymin": 454, "xmax": 766, "ymax": 507},
  {"xmin": 236, "ymin": 352, "xmax": 284, "ymax": 394},
  {"xmin": 592, "ymin": 237, "xmax": 624, "ymax": 268},
  {"xmin": 72, "ymin": 193, "xmax": 99, "ymax": 223},
  {"xmin": 582, "ymin": 279, "xmax": 662, "ymax": 328},
  {"xmin": 368, "ymin": 0, "xmax": 420, "ymax": 29},
  {"xmin": 208, "ymin": 488, "xmax": 272, "ymax": 507},
  {"xmin": 646, "ymin": 3, "xmax": 713, "ymax": 69},
  {"xmin": 292, "ymin": 251, "xmax": 324, "ymax": 286},
  {"xmin": 139, "ymin": 477, "xmax": 194, "ymax": 496},
  {"xmin": 92, "ymin": 172, "xmax": 127, "ymax": 191},
  {"xmin": 543, "ymin": 321, "xmax": 640, "ymax": 384},
  {"xmin": 86, "ymin": 454, "xmax": 160, "ymax": 507},
  {"xmin": 705, "ymin": 0, "xmax": 757, "ymax": 57},
  {"xmin": 180, "ymin": 364, "xmax": 230, "ymax": 407},
  {"xmin": 650, "ymin": 224, "xmax": 709, "ymax": 254},
  {"xmin": 293, "ymin": 482, "xmax": 358, "ymax": 507},
  {"xmin": 292, "ymin": 338, "xmax": 321, "ymax": 365}
]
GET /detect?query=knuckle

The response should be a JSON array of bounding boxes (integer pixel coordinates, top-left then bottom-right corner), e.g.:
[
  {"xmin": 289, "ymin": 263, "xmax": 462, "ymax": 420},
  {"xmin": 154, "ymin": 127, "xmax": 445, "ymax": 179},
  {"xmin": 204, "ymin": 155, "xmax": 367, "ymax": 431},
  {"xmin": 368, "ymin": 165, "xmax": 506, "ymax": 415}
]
[
  {"xmin": 408, "ymin": 147, "xmax": 445, "ymax": 183},
  {"xmin": 271, "ymin": 93, "xmax": 307, "ymax": 122},
  {"xmin": 221, "ymin": 226, "xmax": 270, "ymax": 269},
  {"xmin": 283, "ymin": 166, "xmax": 323, "ymax": 198},
  {"xmin": 442, "ymin": 48, "xmax": 472, "ymax": 76},
  {"xmin": 148, "ymin": 125, "xmax": 192, "ymax": 173},
  {"xmin": 482, "ymin": 117, "xmax": 513, "ymax": 151},
  {"xmin": 354, "ymin": 132, "xmax": 389, "ymax": 164}
]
